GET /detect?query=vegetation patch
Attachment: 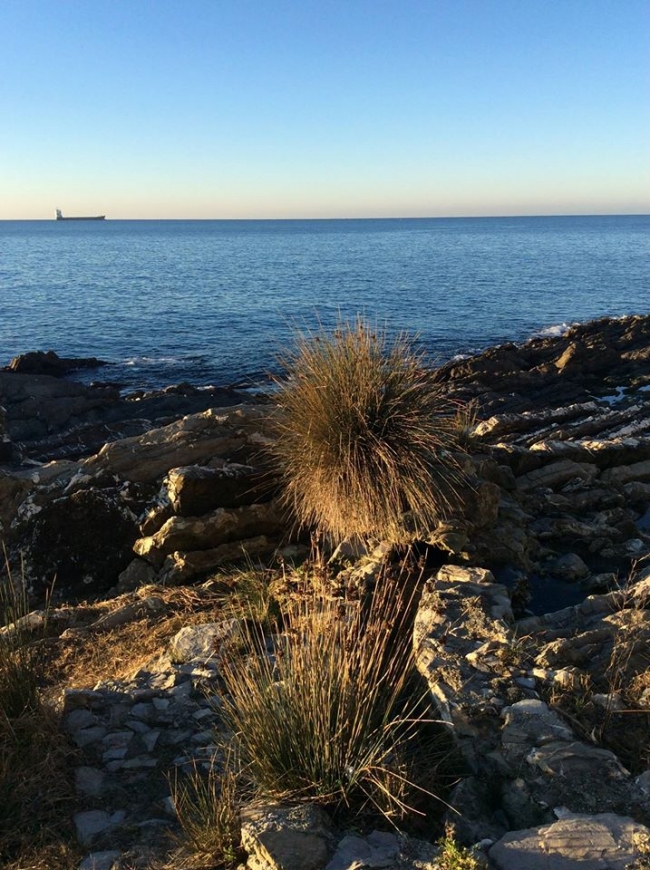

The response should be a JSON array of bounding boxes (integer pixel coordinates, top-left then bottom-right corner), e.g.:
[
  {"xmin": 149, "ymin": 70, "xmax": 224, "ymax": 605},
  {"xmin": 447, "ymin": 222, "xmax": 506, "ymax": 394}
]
[
  {"xmin": 270, "ymin": 318, "xmax": 465, "ymax": 541},
  {"xmin": 218, "ymin": 570, "xmax": 453, "ymax": 825}
]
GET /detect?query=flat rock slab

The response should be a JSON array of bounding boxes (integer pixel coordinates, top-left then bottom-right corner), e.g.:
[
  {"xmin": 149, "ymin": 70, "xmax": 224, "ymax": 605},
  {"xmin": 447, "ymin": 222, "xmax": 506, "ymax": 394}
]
[{"xmin": 489, "ymin": 812, "xmax": 650, "ymax": 869}]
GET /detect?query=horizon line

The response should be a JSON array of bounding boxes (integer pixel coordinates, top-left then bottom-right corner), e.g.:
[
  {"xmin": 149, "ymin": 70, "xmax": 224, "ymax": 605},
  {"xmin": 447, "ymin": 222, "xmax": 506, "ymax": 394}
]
[{"xmin": 2, "ymin": 210, "xmax": 649, "ymax": 222}]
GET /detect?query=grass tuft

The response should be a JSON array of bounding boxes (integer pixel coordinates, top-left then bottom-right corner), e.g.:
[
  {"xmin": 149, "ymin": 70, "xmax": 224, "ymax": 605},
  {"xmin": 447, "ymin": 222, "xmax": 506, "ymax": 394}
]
[
  {"xmin": 169, "ymin": 758, "xmax": 242, "ymax": 869},
  {"xmin": 218, "ymin": 572, "xmax": 448, "ymax": 822},
  {"xmin": 270, "ymin": 318, "xmax": 465, "ymax": 541}
]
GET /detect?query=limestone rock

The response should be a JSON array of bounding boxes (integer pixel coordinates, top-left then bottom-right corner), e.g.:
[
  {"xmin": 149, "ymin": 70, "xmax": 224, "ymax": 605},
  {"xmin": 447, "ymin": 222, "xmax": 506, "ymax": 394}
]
[
  {"xmin": 168, "ymin": 619, "xmax": 243, "ymax": 666},
  {"xmin": 240, "ymin": 803, "xmax": 333, "ymax": 870},
  {"xmin": 489, "ymin": 812, "xmax": 650, "ymax": 869},
  {"xmin": 165, "ymin": 462, "xmax": 271, "ymax": 516},
  {"xmin": 82, "ymin": 406, "xmax": 270, "ymax": 484},
  {"xmin": 158, "ymin": 534, "xmax": 277, "ymax": 584},
  {"xmin": 325, "ymin": 830, "xmax": 399, "ymax": 870},
  {"xmin": 134, "ymin": 501, "xmax": 285, "ymax": 563}
]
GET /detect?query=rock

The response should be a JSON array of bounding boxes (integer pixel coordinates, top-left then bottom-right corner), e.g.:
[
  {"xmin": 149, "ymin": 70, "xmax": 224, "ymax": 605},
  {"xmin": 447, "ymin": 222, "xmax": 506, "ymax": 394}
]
[
  {"xmin": 547, "ymin": 553, "xmax": 590, "ymax": 582},
  {"xmin": 158, "ymin": 535, "xmax": 277, "ymax": 584},
  {"xmin": 165, "ymin": 462, "xmax": 272, "ymax": 515},
  {"xmin": 240, "ymin": 803, "xmax": 333, "ymax": 870},
  {"xmin": 17, "ymin": 488, "xmax": 138, "ymax": 593},
  {"xmin": 134, "ymin": 501, "xmax": 285, "ymax": 564},
  {"xmin": 5, "ymin": 350, "xmax": 107, "ymax": 376},
  {"xmin": 601, "ymin": 459, "xmax": 650, "ymax": 487},
  {"xmin": 325, "ymin": 830, "xmax": 399, "ymax": 870},
  {"xmin": 81, "ymin": 406, "xmax": 270, "ymax": 484},
  {"xmin": 73, "ymin": 809, "xmax": 125, "ymax": 846},
  {"xmin": 489, "ymin": 812, "xmax": 650, "ymax": 869},
  {"xmin": 117, "ymin": 558, "xmax": 157, "ymax": 592},
  {"xmin": 516, "ymin": 460, "xmax": 598, "ymax": 493},
  {"xmin": 75, "ymin": 766, "xmax": 106, "ymax": 798},
  {"xmin": 168, "ymin": 619, "xmax": 243, "ymax": 666},
  {"xmin": 78, "ymin": 851, "xmax": 122, "ymax": 870}
]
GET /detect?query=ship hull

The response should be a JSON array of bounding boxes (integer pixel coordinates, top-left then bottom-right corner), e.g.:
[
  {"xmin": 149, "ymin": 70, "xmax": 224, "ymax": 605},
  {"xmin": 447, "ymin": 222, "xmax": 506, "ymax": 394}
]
[{"xmin": 56, "ymin": 215, "xmax": 106, "ymax": 221}]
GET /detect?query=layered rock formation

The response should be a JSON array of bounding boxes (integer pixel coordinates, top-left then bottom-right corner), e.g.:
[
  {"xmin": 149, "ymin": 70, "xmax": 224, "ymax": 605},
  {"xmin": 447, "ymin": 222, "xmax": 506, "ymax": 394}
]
[{"xmin": 2, "ymin": 314, "xmax": 650, "ymax": 868}]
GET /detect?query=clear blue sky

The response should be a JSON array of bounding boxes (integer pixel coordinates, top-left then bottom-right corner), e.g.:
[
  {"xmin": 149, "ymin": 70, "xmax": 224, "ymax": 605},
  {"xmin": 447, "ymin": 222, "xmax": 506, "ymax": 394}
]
[{"xmin": 1, "ymin": 0, "xmax": 648, "ymax": 219}]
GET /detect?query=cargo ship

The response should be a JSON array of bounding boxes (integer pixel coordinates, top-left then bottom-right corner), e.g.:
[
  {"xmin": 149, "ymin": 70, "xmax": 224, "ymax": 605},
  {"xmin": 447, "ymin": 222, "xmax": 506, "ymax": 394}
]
[{"xmin": 55, "ymin": 209, "xmax": 105, "ymax": 221}]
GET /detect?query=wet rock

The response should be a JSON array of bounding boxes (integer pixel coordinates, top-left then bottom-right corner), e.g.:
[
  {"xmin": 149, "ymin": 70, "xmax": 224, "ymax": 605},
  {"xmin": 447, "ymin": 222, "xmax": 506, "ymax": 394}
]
[{"xmin": 5, "ymin": 350, "xmax": 107, "ymax": 377}]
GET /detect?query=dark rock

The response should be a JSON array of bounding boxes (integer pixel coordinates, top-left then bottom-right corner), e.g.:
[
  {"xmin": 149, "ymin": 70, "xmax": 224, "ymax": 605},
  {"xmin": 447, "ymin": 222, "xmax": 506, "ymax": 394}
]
[
  {"xmin": 547, "ymin": 553, "xmax": 590, "ymax": 582},
  {"xmin": 18, "ymin": 488, "xmax": 139, "ymax": 594},
  {"xmin": 5, "ymin": 350, "xmax": 107, "ymax": 377}
]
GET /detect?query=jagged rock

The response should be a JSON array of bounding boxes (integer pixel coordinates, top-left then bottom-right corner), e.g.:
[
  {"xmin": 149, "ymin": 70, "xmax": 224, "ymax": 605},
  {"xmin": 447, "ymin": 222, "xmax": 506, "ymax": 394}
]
[
  {"xmin": 81, "ymin": 405, "xmax": 270, "ymax": 483},
  {"xmin": 134, "ymin": 501, "xmax": 285, "ymax": 565},
  {"xmin": 165, "ymin": 462, "xmax": 272, "ymax": 515},
  {"xmin": 240, "ymin": 803, "xmax": 333, "ymax": 870},
  {"xmin": 489, "ymin": 812, "xmax": 650, "ymax": 869},
  {"xmin": 516, "ymin": 459, "xmax": 598, "ymax": 492},
  {"xmin": 168, "ymin": 619, "xmax": 243, "ymax": 666},
  {"xmin": 117, "ymin": 558, "xmax": 157, "ymax": 592}
]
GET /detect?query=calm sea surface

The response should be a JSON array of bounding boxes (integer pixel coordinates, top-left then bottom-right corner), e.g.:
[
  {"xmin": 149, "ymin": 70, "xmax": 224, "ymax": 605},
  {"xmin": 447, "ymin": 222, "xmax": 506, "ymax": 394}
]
[{"xmin": 1, "ymin": 216, "xmax": 648, "ymax": 390}]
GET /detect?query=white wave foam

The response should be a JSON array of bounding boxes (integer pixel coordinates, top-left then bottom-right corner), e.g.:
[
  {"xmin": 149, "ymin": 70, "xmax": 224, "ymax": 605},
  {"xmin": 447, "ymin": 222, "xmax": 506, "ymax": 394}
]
[
  {"xmin": 124, "ymin": 356, "xmax": 182, "ymax": 367},
  {"xmin": 532, "ymin": 322, "xmax": 574, "ymax": 339}
]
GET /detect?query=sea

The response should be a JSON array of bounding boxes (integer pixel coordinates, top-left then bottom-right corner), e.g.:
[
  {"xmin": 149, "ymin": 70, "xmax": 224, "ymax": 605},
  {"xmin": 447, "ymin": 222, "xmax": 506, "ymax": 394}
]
[{"xmin": 1, "ymin": 215, "xmax": 648, "ymax": 392}]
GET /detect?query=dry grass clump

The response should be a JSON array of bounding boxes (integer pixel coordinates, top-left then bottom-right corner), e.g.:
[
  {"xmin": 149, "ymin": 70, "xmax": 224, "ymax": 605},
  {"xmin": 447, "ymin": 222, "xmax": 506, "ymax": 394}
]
[
  {"xmin": 168, "ymin": 759, "xmax": 242, "ymax": 869},
  {"xmin": 270, "ymin": 319, "xmax": 465, "ymax": 541},
  {"xmin": 218, "ymin": 574, "xmax": 447, "ymax": 822},
  {"xmin": 0, "ymin": 560, "xmax": 78, "ymax": 868}
]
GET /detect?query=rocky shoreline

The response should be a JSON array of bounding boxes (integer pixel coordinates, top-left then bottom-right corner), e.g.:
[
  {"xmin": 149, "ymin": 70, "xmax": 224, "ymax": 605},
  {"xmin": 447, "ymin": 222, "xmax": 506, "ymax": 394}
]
[{"xmin": 2, "ymin": 314, "xmax": 650, "ymax": 869}]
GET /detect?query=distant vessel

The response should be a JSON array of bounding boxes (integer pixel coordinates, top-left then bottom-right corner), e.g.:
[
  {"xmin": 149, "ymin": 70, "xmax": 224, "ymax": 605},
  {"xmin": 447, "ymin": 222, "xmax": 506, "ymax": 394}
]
[{"xmin": 55, "ymin": 209, "xmax": 105, "ymax": 221}]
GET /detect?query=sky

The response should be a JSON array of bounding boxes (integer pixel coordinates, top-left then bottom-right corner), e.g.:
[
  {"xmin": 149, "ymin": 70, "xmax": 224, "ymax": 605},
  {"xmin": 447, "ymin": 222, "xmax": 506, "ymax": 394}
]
[{"xmin": 1, "ymin": 0, "xmax": 648, "ymax": 219}]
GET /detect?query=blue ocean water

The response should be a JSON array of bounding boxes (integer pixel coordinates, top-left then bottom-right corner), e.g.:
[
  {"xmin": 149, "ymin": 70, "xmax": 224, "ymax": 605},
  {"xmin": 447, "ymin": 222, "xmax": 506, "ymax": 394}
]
[{"xmin": 0, "ymin": 215, "xmax": 648, "ymax": 391}]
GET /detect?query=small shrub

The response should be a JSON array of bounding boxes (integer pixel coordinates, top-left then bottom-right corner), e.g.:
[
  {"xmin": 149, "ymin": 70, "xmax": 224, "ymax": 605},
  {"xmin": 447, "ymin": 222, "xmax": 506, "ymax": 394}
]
[
  {"xmin": 218, "ymin": 575, "xmax": 447, "ymax": 821},
  {"xmin": 170, "ymin": 759, "xmax": 242, "ymax": 869},
  {"xmin": 437, "ymin": 824, "xmax": 481, "ymax": 870},
  {"xmin": 270, "ymin": 319, "xmax": 465, "ymax": 541}
]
